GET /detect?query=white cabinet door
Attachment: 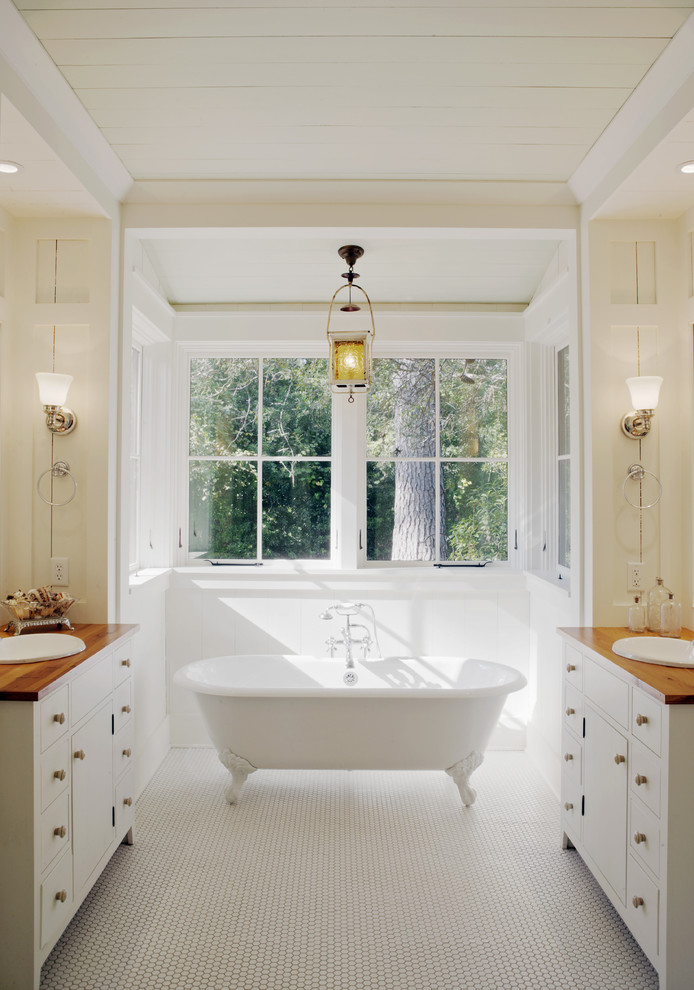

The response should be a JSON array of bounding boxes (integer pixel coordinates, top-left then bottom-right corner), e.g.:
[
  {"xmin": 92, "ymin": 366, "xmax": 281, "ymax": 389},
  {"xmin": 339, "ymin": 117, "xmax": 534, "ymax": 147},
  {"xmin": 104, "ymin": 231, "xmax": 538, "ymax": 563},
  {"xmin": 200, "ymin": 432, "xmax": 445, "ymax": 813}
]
[
  {"xmin": 72, "ymin": 702, "xmax": 115, "ymax": 894},
  {"xmin": 583, "ymin": 704, "xmax": 628, "ymax": 901}
]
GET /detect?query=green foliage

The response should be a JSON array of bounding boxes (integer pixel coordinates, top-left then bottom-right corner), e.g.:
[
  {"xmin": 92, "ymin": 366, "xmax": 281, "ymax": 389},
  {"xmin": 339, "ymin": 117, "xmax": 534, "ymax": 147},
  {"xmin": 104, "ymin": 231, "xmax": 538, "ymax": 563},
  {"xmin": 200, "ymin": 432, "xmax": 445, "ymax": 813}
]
[{"xmin": 443, "ymin": 463, "xmax": 508, "ymax": 561}]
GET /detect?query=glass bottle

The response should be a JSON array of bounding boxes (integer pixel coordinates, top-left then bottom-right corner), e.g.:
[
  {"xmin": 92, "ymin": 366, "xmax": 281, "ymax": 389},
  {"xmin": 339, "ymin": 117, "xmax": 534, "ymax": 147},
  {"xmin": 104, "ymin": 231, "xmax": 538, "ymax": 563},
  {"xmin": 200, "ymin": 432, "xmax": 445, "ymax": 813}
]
[
  {"xmin": 660, "ymin": 593, "xmax": 681, "ymax": 638},
  {"xmin": 628, "ymin": 595, "xmax": 646, "ymax": 633},
  {"xmin": 647, "ymin": 577, "xmax": 671, "ymax": 632}
]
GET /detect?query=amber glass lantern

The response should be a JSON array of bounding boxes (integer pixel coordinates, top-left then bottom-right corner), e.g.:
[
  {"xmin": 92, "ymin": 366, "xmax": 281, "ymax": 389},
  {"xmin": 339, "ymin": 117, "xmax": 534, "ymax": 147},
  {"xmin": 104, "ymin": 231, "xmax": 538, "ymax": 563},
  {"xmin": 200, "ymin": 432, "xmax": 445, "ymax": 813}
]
[{"xmin": 326, "ymin": 246, "xmax": 375, "ymax": 398}]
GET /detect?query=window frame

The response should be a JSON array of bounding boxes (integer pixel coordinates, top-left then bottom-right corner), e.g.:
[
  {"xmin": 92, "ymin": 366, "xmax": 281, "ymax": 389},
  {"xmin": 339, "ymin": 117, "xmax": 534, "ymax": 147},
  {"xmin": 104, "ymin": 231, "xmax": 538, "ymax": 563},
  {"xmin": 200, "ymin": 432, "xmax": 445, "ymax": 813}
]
[{"xmin": 176, "ymin": 340, "xmax": 522, "ymax": 570}]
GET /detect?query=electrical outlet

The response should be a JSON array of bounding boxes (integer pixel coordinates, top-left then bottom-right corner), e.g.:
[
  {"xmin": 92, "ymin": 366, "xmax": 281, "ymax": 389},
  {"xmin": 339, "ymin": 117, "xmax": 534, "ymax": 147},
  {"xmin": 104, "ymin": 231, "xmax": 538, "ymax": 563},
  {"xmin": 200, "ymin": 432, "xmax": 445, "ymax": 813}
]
[
  {"xmin": 627, "ymin": 562, "xmax": 642, "ymax": 592},
  {"xmin": 51, "ymin": 557, "xmax": 69, "ymax": 586}
]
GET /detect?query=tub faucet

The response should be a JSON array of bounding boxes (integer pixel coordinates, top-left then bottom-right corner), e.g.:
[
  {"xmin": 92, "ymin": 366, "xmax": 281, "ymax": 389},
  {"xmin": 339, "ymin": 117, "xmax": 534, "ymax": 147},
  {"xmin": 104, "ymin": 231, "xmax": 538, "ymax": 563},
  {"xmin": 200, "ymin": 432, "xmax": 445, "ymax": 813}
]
[{"xmin": 319, "ymin": 602, "xmax": 376, "ymax": 667}]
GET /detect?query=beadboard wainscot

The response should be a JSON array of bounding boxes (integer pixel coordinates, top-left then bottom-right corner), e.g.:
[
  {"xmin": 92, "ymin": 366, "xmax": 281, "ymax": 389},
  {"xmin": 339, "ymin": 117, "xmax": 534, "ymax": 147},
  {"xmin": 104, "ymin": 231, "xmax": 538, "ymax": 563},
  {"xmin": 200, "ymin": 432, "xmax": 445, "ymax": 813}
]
[
  {"xmin": 559, "ymin": 626, "xmax": 694, "ymax": 990},
  {"xmin": 0, "ymin": 623, "xmax": 138, "ymax": 990}
]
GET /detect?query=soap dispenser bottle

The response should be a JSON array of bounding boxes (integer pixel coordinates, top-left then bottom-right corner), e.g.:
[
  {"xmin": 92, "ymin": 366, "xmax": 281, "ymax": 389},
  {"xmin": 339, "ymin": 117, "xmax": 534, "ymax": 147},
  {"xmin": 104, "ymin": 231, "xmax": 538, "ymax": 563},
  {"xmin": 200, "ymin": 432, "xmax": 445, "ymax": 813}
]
[
  {"xmin": 628, "ymin": 595, "xmax": 646, "ymax": 633},
  {"xmin": 647, "ymin": 577, "xmax": 671, "ymax": 632},
  {"xmin": 660, "ymin": 593, "xmax": 682, "ymax": 638}
]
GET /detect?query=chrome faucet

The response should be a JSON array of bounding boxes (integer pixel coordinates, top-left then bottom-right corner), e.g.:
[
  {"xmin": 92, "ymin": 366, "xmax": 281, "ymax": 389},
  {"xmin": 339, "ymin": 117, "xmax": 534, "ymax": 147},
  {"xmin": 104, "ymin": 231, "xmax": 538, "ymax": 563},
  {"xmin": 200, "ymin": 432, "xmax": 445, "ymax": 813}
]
[{"xmin": 319, "ymin": 602, "xmax": 378, "ymax": 667}]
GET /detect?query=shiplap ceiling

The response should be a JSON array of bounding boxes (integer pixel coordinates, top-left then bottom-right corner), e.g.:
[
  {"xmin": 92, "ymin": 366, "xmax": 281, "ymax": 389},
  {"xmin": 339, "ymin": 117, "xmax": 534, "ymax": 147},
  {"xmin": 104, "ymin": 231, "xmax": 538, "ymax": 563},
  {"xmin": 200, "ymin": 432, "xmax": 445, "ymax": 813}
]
[{"xmin": 4, "ymin": 1, "xmax": 694, "ymax": 302}]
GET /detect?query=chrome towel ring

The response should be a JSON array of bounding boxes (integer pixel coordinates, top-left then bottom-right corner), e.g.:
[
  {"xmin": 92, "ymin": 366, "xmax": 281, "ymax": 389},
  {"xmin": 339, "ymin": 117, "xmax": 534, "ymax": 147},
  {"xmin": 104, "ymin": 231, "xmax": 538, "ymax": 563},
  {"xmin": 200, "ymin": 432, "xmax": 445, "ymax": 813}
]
[
  {"xmin": 36, "ymin": 460, "xmax": 77, "ymax": 506},
  {"xmin": 622, "ymin": 463, "xmax": 662, "ymax": 509}
]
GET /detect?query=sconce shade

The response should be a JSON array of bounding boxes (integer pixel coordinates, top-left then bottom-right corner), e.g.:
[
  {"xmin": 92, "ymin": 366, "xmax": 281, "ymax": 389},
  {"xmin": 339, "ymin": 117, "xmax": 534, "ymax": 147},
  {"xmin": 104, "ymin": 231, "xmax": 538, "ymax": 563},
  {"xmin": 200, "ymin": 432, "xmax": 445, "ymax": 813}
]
[
  {"xmin": 626, "ymin": 375, "xmax": 662, "ymax": 410},
  {"xmin": 36, "ymin": 372, "xmax": 73, "ymax": 407}
]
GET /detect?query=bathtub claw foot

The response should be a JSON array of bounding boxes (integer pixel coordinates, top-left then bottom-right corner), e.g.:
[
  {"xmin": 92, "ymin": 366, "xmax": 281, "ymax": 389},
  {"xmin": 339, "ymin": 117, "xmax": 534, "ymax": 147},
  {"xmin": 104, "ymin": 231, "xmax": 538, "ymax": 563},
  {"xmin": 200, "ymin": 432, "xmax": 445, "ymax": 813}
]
[
  {"xmin": 446, "ymin": 750, "xmax": 484, "ymax": 806},
  {"xmin": 218, "ymin": 749, "xmax": 257, "ymax": 804}
]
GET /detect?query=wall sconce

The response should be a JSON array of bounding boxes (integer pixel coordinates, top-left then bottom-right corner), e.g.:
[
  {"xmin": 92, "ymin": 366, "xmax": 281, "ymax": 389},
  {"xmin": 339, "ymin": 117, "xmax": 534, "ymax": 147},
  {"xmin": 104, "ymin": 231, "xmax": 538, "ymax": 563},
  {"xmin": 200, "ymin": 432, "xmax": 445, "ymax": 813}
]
[
  {"xmin": 326, "ymin": 245, "xmax": 375, "ymax": 400},
  {"xmin": 621, "ymin": 375, "xmax": 662, "ymax": 439},
  {"xmin": 36, "ymin": 372, "xmax": 77, "ymax": 435}
]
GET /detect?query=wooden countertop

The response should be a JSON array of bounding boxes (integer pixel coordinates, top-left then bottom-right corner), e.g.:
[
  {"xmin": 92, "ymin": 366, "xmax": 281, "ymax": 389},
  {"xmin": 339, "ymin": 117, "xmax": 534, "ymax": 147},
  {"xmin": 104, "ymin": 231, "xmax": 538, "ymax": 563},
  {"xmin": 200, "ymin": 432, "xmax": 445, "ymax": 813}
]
[
  {"xmin": 559, "ymin": 627, "xmax": 694, "ymax": 704},
  {"xmin": 0, "ymin": 624, "xmax": 138, "ymax": 702}
]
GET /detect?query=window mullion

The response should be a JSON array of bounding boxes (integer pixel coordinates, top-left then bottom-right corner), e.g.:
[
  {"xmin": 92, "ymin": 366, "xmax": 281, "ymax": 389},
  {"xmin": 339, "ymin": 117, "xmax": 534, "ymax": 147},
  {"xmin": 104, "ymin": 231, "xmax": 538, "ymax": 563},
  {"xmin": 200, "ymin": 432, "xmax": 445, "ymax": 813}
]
[
  {"xmin": 435, "ymin": 356, "xmax": 441, "ymax": 563},
  {"xmin": 257, "ymin": 358, "xmax": 263, "ymax": 561}
]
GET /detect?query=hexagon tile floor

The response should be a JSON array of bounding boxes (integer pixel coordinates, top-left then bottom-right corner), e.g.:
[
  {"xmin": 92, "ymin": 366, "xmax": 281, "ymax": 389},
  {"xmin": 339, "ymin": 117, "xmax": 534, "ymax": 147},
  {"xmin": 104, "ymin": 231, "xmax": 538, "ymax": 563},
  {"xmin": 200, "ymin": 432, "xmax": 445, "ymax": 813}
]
[{"xmin": 41, "ymin": 750, "xmax": 658, "ymax": 990}]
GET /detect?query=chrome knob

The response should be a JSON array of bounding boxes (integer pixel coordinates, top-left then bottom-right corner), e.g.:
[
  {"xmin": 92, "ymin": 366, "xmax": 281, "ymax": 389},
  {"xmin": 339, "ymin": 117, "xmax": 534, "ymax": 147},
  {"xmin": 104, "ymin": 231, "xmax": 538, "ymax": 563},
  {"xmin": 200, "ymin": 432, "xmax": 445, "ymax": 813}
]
[
  {"xmin": 635, "ymin": 713, "xmax": 648, "ymax": 726},
  {"xmin": 74, "ymin": 749, "xmax": 85, "ymax": 760},
  {"xmin": 632, "ymin": 896, "xmax": 645, "ymax": 909},
  {"xmin": 635, "ymin": 773, "xmax": 648, "ymax": 786},
  {"xmin": 566, "ymin": 663, "xmax": 576, "ymax": 673},
  {"xmin": 565, "ymin": 707, "xmax": 575, "ymax": 716},
  {"xmin": 55, "ymin": 890, "xmax": 67, "ymax": 903},
  {"xmin": 53, "ymin": 769, "xmax": 66, "ymax": 781},
  {"xmin": 564, "ymin": 752, "xmax": 573, "ymax": 762},
  {"xmin": 121, "ymin": 658, "xmax": 131, "ymax": 668},
  {"xmin": 564, "ymin": 802, "xmax": 573, "ymax": 811},
  {"xmin": 54, "ymin": 825, "xmax": 66, "ymax": 838},
  {"xmin": 614, "ymin": 754, "xmax": 626, "ymax": 765},
  {"xmin": 122, "ymin": 748, "xmax": 132, "ymax": 758},
  {"xmin": 634, "ymin": 832, "xmax": 647, "ymax": 845},
  {"xmin": 123, "ymin": 797, "xmax": 133, "ymax": 807},
  {"xmin": 53, "ymin": 712, "xmax": 66, "ymax": 725},
  {"xmin": 122, "ymin": 705, "xmax": 131, "ymax": 714}
]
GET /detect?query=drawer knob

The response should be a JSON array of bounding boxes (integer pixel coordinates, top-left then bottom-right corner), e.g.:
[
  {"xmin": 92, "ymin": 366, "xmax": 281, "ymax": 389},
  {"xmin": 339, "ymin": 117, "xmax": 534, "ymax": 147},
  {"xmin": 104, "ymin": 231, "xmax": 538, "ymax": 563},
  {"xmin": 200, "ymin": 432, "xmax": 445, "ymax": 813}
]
[
  {"xmin": 634, "ymin": 831, "xmax": 647, "ymax": 845},
  {"xmin": 53, "ymin": 769, "xmax": 66, "ymax": 781},
  {"xmin": 565, "ymin": 707, "xmax": 575, "ymax": 716},
  {"xmin": 55, "ymin": 890, "xmax": 68, "ymax": 903},
  {"xmin": 53, "ymin": 712, "xmax": 66, "ymax": 725},
  {"xmin": 122, "ymin": 748, "xmax": 132, "ymax": 758},
  {"xmin": 122, "ymin": 705, "xmax": 131, "ymax": 714},
  {"xmin": 632, "ymin": 895, "xmax": 645, "ymax": 909},
  {"xmin": 564, "ymin": 802, "xmax": 573, "ymax": 811},
  {"xmin": 563, "ymin": 752, "xmax": 574, "ymax": 762},
  {"xmin": 566, "ymin": 663, "xmax": 576, "ymax": 673},
  {"xmin": 54, "ymin": 825, "xmax": 67, "ymax": 838},
  {"xmin": 635, "ymin": 713, "xmax": 649, "ymax": 726},
  {"xmin": 634, "ymin": 773, "xmax": 648, "ymax": 786},
  {"xmin": 121, "ymin": 658, "xmax": 131, "ymax": 668},
  {"xmin": 614, "ymin": 754, "xmax": 626, "ymax": 765},
  {"xmin": 123, "ymin": 797, "xmax": 133, "ymax": 807},
  {"xmin": 74, "ymin": 749, "xmax": 86, "ymax": 760}
]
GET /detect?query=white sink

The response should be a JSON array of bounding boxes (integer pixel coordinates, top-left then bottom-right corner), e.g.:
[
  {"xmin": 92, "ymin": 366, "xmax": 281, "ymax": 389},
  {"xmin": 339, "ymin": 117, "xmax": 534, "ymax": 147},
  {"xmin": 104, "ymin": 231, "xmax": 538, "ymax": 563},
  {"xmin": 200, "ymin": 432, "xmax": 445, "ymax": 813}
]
[
  {"xmin": 612, "ymin": 636, "xmax": 694, "ymax": 667},
  {"xmin": 0, "ymin": 633, "xmax": 86, "ymax": 664}
]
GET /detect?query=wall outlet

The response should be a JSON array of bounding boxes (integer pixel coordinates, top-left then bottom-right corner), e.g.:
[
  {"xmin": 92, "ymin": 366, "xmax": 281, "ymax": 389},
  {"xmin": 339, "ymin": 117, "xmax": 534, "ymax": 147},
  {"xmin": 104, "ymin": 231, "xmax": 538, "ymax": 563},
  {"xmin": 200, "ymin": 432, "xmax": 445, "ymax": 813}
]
[
  {"xmin": 627, "ymin": 562, "xmax": 643, "ymax": 592},
  {"xmin": 51, "ymin": 557, "xmax": 69, "ymax": 586}
]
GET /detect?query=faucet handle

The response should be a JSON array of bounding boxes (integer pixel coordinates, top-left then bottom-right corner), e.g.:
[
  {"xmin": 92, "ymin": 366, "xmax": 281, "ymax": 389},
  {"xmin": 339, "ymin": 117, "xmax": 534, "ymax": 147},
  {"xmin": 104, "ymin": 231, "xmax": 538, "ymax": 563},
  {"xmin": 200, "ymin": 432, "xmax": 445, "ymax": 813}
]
[
  {"xmin": 361, "ymin": 634, "xmax": 372, "ymax": 659},
  {"xmin": 325, "ymin": 636, "xmax": 337, "ymax": 658}
]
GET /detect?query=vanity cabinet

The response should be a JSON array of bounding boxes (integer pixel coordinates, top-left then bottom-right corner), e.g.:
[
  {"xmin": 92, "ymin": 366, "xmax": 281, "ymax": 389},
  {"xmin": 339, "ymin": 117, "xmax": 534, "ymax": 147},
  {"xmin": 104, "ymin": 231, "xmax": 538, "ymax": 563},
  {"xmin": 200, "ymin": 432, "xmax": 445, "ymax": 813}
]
[
  {"xmin": 560, "ymin": 628, "xmax": 694, "ymax": 990},
  {"xmin": 0, "ymin": 625, "xmax": 136, "ymax": 990}
]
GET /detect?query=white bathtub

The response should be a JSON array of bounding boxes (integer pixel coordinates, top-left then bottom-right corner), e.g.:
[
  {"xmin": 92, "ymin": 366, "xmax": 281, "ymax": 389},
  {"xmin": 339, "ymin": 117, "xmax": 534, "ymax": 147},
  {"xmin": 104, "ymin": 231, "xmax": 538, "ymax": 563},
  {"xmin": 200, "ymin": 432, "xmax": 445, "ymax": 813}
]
[{"xmin": 174, "ymin": 654, "xmax": 526, "ymax": 806}]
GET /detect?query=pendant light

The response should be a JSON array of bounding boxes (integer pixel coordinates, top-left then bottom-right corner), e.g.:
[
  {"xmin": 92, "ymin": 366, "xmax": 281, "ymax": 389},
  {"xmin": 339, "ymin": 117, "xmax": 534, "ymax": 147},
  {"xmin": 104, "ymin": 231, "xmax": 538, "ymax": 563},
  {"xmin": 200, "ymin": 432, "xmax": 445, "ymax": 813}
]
[{"xmin": 326, "ymin": 245, "xmax": 375, "ymax": 400}]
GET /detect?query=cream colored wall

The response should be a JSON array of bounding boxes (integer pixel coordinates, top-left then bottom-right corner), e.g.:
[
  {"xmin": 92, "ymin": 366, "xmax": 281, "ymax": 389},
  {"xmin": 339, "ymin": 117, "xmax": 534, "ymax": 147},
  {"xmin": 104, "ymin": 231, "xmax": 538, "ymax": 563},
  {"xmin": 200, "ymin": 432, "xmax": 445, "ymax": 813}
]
[
  {"xmin": 0, "ymin": 216, "xmax": 115, "ymax": 621},
  {"xmin": 588, "ymin": 219, "xmax": 693, "ymax": 625}
]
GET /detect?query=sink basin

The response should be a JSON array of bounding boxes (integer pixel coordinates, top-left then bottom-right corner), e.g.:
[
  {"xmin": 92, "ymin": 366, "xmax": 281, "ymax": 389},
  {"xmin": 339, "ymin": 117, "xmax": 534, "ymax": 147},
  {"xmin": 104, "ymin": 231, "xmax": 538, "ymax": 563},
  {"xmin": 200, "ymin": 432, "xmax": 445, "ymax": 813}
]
[
  {"xmin": 0, "ymin": 633, "xmax": 86, "ymax": 664},
  {"xmin": 612, "ymin": 637, "xmax": 694, "ymax": 667}
]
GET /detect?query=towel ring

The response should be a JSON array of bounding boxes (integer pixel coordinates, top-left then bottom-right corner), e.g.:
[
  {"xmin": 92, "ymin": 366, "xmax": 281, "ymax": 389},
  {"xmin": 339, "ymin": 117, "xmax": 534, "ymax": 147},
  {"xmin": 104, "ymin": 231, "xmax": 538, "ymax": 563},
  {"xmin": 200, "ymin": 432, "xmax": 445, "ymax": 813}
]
[
  {"xmin": 36, "ymin": 461, "xmax": 77, "ymax": 507},
  {"xmin": 622, "ymin": 463, "xmax": 662, "ymax": 509}
]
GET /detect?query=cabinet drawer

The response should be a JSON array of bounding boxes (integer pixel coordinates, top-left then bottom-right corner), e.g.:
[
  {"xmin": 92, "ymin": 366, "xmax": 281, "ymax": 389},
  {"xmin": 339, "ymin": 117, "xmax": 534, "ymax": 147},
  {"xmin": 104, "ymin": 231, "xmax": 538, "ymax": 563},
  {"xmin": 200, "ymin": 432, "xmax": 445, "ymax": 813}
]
[
  {"xmin": 41, "ymin": 738, "xmax": 70, "ymax": 812},
  {"xmin": 561, "ymin": 726, "xmax": 582, "ymax": 788},
  {"xmin": 630, "ymin": 796, "xmax": 660, "ymax": 878},
  {"xmin": 115, "ymin": 769, "xmax": 135, "ymax": 838},
  {"xmin": 113, "ymin": 643, "xmax": 134, "ymax": 687},
  {"xmin": 630, "ymin": 740, "xmax": 661, "ymax": 818},
  {"xmin": 113, "ymin": 720, "xmax": 134, "ymax": 780},
  {"xmin": 40, "ymin": 685, "xmax": 69, "ymax": 753},
  {"xmin": 41, "ymin": 791, "xmax": 70, "ymax": 872},
  {"xmin": 564, "ymin": 645, "xmax": 583, "ymax": 689},
  {"xmin": 41, "ymin": 850, "xmax": 73, "ymax": 948},
  {"xmin": 584, "ymin": 657, "xmax": 629, "ymax": 728},
  {"xmin": 631, "ymin": 687, "xmax": 662, "ymax": 757},
  {"xmin": 113, "ymin": 679, "xmax": 132, "ymax": 734},
  {"xmin": 72, "ymin": 654, "xmax": 112, "ymax": 725},
  {"xmin": 627, "ymin": 855, "xmax": 659, "ymax": 964},
  {"xmin": 563, "ymin": 682, "xmax": 583, "ymax": 729}
]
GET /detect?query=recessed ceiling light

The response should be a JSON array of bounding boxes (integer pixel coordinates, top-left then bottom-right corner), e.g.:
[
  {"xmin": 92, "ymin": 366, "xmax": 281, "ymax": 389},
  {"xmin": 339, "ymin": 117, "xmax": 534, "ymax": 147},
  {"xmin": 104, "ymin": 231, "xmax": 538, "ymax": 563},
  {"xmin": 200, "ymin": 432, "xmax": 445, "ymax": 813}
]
[
  {"xmin": 679, "ymin": 161, "xmax": 694, "ymax": 174},
  {"xmin": 0, "ymin": 161, "xmax": 21, "ymax": 174}
]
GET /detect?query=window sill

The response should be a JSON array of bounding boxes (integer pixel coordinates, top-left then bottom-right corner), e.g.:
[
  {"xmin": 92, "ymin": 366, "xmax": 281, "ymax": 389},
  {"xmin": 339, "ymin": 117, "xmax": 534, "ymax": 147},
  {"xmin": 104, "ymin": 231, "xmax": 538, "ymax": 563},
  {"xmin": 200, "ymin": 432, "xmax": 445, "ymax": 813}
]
[
  {"xmin": 524, "ymin": 569, "xmax": 571, "ymax": 597},
  {"xmin": 129, "ymin": 567, "xmax": 172, "ymax": 592}
]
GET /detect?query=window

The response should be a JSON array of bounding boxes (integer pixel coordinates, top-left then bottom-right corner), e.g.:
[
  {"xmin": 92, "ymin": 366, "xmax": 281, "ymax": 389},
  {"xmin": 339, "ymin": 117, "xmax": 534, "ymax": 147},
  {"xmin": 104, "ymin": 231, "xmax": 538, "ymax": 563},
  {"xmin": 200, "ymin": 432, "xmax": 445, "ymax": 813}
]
[
  {"xmin": 366, "ymin": 358, "xmax": 508, "ymax": 562},
  {"xmin": 182, "ymin": 346, "xmax": 516, "ymax": 567},
  {"xmin": 556, "ymin": 345, "xmax": 571, "ymax": 573},
  {"xmin": 129, "ymin": 344, "xmax": 143, "ymax": 570},
  {"xmin": 188, "ymin": 356, "xmax": 332, "ymax": 560}
]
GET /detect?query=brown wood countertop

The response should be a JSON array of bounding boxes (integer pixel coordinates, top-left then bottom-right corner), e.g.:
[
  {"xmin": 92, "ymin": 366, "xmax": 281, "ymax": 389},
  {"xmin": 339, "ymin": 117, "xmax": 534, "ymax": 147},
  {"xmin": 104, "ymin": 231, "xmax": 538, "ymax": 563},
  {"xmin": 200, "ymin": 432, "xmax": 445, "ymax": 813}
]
[
  {"xmin": 0, "ymin": 623, "xmax": 138, "ymax": 702},
  {"xmin": 559, "ymin": 626, "xmax": 694, "ymax": 705}
]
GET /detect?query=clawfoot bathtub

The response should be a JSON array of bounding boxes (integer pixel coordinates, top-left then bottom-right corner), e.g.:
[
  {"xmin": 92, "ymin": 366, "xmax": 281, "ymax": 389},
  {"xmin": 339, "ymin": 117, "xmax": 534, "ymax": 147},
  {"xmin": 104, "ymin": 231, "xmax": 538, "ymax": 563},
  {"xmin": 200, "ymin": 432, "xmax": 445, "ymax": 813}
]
[{"xmin": 174, "ymin": 654, "xmax": 526, "ymax": 806}]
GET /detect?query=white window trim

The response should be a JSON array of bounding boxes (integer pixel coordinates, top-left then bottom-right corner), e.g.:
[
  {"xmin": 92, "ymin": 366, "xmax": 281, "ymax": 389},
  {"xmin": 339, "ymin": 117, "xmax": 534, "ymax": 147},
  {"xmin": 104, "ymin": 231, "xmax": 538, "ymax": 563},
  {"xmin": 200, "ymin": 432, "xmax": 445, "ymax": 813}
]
[{"xmin": 175, "ymin": 339, "xmax": 522, "ymax": 571}]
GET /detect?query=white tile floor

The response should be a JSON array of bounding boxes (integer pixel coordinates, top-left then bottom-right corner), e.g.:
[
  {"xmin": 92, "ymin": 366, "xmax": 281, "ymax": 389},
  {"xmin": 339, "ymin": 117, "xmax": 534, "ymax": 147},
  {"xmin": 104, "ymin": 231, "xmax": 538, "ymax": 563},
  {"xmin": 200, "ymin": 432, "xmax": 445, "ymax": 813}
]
[{"xmin": 41, "ymin": 750, "xmax": 658, "ymax": 990}]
